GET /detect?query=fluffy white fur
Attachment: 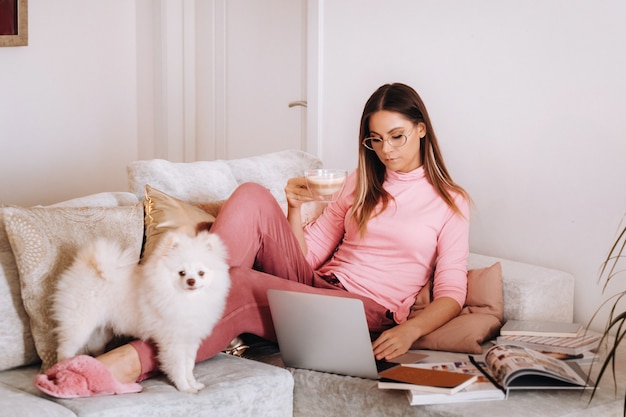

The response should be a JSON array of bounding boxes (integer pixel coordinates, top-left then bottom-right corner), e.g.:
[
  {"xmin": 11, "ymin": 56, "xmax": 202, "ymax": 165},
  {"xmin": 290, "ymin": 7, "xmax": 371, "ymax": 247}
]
[{"xmin": 53, "ymin": 230, "xmax": 230, "ymax": 393}]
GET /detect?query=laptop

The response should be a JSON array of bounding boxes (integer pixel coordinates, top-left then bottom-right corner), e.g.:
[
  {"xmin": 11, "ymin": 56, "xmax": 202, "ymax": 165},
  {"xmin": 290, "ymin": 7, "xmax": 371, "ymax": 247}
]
[{"xmin": 266, "ymin": 289, "xmax": 427, "ymax": 379}]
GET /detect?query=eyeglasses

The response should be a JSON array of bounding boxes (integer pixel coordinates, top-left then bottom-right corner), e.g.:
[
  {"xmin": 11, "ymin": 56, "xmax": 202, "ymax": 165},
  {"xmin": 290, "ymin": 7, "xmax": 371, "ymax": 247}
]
[{"xmin": 361, "ymin": 128, "xmax": 414, "ymax": 151}]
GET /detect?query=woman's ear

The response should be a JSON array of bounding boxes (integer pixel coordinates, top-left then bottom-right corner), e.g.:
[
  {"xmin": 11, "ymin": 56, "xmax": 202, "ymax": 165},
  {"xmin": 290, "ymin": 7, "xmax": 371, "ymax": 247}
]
[{"xmin": 417, "ymin": 122, "xmax": 427, "ymax": 139}]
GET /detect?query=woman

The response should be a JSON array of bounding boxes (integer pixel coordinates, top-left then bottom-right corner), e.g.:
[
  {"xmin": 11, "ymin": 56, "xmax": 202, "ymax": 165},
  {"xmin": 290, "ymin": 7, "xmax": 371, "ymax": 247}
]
[{"xmin": 36, "ymin": 83, "xmax": 470, "ymax": 397}]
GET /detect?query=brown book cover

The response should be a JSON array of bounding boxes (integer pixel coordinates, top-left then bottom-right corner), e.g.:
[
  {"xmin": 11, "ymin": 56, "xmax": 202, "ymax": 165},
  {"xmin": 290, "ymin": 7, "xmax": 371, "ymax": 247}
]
[{"xmin": 378, "ymin": 365, "xmax": 478, "ymax": 394}]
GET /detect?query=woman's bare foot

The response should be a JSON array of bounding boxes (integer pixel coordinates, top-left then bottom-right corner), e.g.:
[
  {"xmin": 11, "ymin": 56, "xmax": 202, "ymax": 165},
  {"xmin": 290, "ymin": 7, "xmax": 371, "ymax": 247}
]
[{"xmin": 96, "ymin": 344, "xmax": 142, "ymax": 384}]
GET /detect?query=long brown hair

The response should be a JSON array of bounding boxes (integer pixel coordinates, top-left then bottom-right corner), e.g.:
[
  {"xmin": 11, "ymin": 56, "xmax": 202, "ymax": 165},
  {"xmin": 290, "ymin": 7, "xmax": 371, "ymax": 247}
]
[{"xmin": 350, "ymin": 83, "xmax": 469, "ymax": 236}]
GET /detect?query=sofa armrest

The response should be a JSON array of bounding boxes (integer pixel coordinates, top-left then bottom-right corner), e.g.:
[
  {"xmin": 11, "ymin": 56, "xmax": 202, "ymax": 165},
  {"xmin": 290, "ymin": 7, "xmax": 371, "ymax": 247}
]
[{"xmin": 468, "ymin": 253, "xmax": 574, "ymax": 323}]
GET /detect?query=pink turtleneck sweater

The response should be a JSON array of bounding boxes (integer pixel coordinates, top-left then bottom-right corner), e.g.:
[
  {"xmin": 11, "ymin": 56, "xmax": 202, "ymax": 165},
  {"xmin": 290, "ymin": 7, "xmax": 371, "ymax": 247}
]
[{"xmin": 304, "ymin": 167, "xmax": 469, "ymax": 323}]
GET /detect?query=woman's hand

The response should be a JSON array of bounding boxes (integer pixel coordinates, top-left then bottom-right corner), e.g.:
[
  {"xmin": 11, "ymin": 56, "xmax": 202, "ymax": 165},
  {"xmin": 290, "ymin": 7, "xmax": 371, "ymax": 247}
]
[
  {"xmin": 373, "ymin": 297, "xmax": 462, "ymax": 360},
  {"xmin": 372, "ymin": 321, "xmax": 420, "ymax": 361},
  {"xmin": 284, "ymin": 176, "xmax": 314, "ymax": 255},
  {"xmin": 285, "ymin": 176, "xmax": 314, "ymax": 209}
]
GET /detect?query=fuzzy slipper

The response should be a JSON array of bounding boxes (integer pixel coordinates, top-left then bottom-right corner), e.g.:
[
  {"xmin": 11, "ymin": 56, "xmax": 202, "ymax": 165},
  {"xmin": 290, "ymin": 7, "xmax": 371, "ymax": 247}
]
[{"xmin": 34, "ymin": 355, "xmax": 143, "ymax": 398}]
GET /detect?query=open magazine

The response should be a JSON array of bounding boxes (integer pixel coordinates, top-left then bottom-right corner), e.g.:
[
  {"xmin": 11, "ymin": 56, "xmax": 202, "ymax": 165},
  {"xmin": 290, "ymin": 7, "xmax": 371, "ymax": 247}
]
[{"xmin": 469, "ymin": 344, "xmax": 592, "ymax": 396}]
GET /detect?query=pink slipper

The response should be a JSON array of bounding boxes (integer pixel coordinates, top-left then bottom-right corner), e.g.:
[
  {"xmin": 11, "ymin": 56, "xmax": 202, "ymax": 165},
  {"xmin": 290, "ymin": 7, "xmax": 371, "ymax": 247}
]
[{"xmin": 34, "ymin": 355, "xmax": 143, "ymax": 398}]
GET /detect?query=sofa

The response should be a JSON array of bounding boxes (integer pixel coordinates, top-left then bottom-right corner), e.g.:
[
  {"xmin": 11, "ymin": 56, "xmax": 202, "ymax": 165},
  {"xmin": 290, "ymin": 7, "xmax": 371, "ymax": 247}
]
[{"xmin": 1, "ymin": 150, "xmax": 623, "ymax": 416}]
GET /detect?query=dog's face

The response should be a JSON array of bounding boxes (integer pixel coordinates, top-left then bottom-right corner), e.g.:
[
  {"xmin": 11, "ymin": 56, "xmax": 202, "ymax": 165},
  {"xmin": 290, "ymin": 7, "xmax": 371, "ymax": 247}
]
[
  {"xmin": 154, "ymin": 231, "xmax": 229, "ymax": 293},
  {"xmin": 174, "ymin": 262, "xmax": 210, "ymax": 292}
]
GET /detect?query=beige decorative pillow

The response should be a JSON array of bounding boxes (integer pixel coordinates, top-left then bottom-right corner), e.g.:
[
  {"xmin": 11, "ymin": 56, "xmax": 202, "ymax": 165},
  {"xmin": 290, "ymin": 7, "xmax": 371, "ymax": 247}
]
[
  {"xmin": 194, "ymin": 200, "xmax": 227, "ymax": 219},
  {"xmin": 410, "ymin": 262, "xmax": 504, "ymax": 354},
  {"xmin": 142, "ymin": 185, "xmax": 217, "ymax": 261},
  {"xmin": 44, "ymin": 191, "xmax": 138, "ymax": 208},
  {"xmin": 3, "ymin": 204, "xmax": 144, "ymax": 371},
  {"xmin": 0, "ymin": 193, "xmax": 140, "ymax": 372},
  {"xmin": 0, "ymin": 208, "xmax": 39, "ymax": 371}
]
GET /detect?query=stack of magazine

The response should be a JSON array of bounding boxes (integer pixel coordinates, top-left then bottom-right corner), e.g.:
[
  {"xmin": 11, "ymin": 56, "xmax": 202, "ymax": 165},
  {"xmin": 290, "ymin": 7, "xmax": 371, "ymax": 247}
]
[{"xmin": 496, "ymin": 320, "xmax": 602, "ymax": 359}]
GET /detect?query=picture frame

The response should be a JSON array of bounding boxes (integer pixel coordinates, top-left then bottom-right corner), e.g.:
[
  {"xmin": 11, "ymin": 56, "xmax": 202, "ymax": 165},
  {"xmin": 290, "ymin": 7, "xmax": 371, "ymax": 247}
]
[{"xmin": 0, "ymin": 0, "xmax": 28, "ymax": 47}]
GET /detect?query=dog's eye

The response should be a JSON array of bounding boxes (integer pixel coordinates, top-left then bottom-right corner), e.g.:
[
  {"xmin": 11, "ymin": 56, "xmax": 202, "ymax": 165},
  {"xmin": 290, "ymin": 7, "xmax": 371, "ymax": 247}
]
[
  {"xmin": 198, "ymin": 270, "xmax": 205, "ymax": 277},
  {"xmin": 179, "ymin": 270, "xmax": 186, "ymax": 277}
]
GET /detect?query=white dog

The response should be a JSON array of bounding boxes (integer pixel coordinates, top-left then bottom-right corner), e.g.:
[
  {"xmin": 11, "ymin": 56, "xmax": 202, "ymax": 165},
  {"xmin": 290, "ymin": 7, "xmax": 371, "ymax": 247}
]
[{"xmin": 53, "ymin": 228, "xmax": 230, "ymax": 393}]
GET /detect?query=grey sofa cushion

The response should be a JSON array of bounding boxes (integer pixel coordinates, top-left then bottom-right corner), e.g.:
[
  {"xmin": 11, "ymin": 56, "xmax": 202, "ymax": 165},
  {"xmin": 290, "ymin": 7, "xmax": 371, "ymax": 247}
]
[{"xmin": 0, "ymin": 354, "xmax": 294, "ymax": 417}]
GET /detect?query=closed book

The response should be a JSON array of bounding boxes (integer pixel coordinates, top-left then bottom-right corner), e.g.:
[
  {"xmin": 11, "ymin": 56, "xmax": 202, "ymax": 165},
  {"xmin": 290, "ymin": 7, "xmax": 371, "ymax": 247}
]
[
  {"xmin": 500, "ymin": 320, "xmax": 583, "ymax": 338},
  {"xmin": 406, "ymin": 381, "xmax": 506, "ymax": 405},
  {"xmin": 378, "ymin": 365, "xmax": 478, "ymax": 395}
]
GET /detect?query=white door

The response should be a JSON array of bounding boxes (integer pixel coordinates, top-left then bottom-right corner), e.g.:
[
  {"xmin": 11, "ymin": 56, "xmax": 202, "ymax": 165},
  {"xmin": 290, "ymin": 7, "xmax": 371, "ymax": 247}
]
[
  {"xmin": 137, "ymin": 0, "xmax": 311, "ymax": 162},
  {"xmin": 196, "ymin": 0, "xmax": 307, "ymax": 160},
  {"xmin": 226, "ymin": 0, "xmax": 306, "ymax": 158}
]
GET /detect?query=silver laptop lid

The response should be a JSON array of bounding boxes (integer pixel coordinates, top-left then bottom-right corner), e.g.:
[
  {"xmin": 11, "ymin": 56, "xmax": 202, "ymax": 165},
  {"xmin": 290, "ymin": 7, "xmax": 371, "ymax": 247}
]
[{"xmin": 267, "ymin": 289, "xmax": 379, "ymax": 379}]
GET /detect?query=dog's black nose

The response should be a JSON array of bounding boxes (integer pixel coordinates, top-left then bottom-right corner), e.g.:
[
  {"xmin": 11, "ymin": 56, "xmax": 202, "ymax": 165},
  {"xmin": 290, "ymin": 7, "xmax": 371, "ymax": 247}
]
[{"xmin": 187, "ymin": 278, "xmax": 196, "ymax": 287}]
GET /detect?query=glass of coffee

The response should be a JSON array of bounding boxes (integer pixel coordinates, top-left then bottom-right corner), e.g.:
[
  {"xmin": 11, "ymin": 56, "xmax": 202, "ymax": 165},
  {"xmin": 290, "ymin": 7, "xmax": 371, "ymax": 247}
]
[{"xmin": 304, "ymin": 169, "xmax": 347, "ymax": 202}]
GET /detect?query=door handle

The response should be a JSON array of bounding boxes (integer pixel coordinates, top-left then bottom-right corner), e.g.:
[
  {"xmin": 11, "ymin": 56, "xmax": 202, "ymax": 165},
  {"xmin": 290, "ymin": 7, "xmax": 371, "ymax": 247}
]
[{"xmin": 288, "ymin": 100, "xmax": 307, "ymax": 108}]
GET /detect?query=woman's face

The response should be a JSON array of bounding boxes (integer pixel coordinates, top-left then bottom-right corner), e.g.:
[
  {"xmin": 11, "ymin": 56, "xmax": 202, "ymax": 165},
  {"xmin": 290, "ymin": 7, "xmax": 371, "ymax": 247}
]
[{"xmin": 367, "ymin": 110, "xmax": 425, "ymax": 173}]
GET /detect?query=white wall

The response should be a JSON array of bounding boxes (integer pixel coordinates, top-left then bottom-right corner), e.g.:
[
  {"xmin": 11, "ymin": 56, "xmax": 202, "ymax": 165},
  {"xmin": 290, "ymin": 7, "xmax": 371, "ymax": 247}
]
[
  {"xmin": 1, "ymin": 1, "xmax": 624, "ymax": 332},
  {"xmin": 318, "ymin": 0, "xmax": 626, "ymax": 331},
  {"xmin": 0, "ymin": 0, "xmax": 138, "ymax": 206}
]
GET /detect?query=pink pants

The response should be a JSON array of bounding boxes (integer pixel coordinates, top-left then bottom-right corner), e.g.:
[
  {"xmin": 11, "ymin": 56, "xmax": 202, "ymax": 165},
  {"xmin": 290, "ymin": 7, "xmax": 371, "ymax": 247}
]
[{"xmin": 130, "ymin": 182, "xmax": 393, "ymax": 381}]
